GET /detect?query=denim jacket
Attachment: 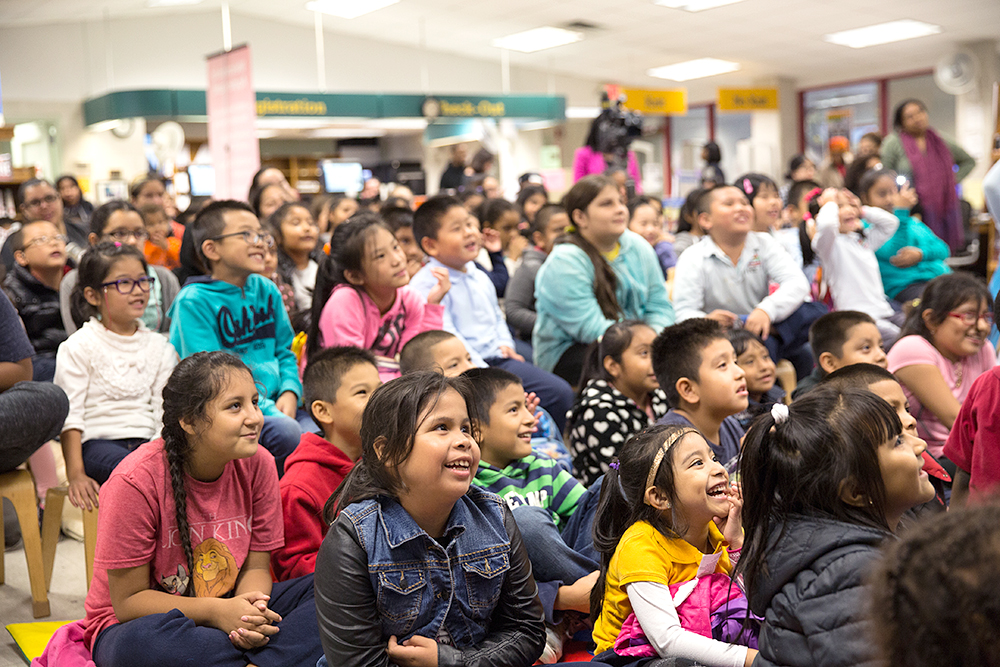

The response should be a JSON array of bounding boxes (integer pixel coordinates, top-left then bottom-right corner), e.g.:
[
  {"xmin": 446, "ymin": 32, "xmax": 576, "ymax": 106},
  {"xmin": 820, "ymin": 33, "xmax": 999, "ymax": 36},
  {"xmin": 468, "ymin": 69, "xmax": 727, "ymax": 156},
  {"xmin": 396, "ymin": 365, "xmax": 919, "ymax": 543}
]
[{"xmin": 315, "ymin": 486, "xmax": 546, "ymax": 667}]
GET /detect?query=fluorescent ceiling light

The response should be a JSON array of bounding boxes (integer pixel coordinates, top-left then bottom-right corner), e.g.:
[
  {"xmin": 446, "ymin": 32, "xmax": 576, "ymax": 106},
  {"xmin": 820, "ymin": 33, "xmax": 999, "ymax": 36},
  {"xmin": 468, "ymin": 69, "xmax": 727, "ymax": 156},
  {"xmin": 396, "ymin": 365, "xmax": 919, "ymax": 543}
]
[
  {"xmin": 491, "ymin": 27, "xmax": 583, "ymax": 53},
  {"xmin": 824, "ymin": 19, "xmax": 941, "ymax": 49},
  {"xmin": 146, "ymin": 0, "xmax": 202, "ymax": 6},
  {"xmin": 566, "ymin": 107, "xmax": 602, "ymax": 119},
  {"xmin": 305, "ymin": 0, "xmax": 399, "ymax": 19},
  {"xmin": 647, "ymin": 58, "xmax": 740, "ymax": 81},
  {"xmin": 655, "ymin": 0, "xmax": 743, "ymax": 12}
]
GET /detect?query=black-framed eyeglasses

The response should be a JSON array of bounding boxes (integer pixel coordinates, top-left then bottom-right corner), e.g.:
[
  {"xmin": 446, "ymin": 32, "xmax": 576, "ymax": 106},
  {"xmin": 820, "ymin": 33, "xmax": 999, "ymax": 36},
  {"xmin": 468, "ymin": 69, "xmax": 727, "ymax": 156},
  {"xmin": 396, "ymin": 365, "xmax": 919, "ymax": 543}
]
[
  {"xmin": 101, "ymin": 276, "xmax": 156, "ymax": 294},
  {"xmin": 23, "ymin": 194, "xmax": 59, "ymax": 209},
  {"xmin": 22, "ymin": 234, "xmax": 68, "ymax": 250},
  {"xmin": 210, "ymin": 230, "xmax": 275, "ymax": 248},
  {"xmin": 105, "ymin": 229, "xmax": 149, "ymax": 242}
]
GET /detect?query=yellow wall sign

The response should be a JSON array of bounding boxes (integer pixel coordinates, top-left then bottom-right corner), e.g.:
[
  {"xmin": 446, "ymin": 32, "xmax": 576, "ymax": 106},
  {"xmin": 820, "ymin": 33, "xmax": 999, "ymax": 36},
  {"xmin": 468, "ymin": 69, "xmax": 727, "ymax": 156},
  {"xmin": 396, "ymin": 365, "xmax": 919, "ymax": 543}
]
[
  {"xmin": 717, "ymin": 88, "xmax": 779, "ymax": 112},
  {"xmin": 620, "ymin": 88, "xmax": 687, "ymax": 115}
]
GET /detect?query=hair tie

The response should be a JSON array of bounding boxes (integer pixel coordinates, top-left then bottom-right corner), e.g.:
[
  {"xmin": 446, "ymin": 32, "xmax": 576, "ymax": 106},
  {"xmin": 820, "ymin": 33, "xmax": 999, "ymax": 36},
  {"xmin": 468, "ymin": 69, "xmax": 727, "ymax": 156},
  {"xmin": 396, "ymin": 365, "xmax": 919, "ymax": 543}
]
[
  {"xmin": 743, "ymin": 178, "xmax": 753, "ymax": 195},
  {"xmin": 771, "ymin": 403, "xmax": 789, "ymax": 424},
  {"xmin": 114, "ymin": 241, "xmax": 122, "ymax": 248},
  {"xmin": 804, "ymin": 187, "xmax": 822, "ymax": 203},
  {"xmin": 609, "ymin": 460, "xmax": 619, "ymax": 470}
]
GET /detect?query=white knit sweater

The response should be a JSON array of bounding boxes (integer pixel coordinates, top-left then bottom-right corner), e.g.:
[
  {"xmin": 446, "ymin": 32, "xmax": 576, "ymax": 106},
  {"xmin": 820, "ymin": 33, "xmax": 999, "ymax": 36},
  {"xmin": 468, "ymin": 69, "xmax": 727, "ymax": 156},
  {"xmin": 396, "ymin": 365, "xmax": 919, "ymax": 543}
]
[{"xmin": 54, "ymin": 318, "xmax": 178, "ymax": 442}]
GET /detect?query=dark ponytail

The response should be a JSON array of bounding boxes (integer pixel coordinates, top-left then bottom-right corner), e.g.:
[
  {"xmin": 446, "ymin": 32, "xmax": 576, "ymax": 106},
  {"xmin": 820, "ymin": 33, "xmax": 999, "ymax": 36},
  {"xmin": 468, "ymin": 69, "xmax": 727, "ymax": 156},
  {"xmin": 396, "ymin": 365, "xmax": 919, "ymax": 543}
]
[
  {"xmin": 591, "ymin": 424, "xmax": 691, "ymax": 622},
  {"xmin": 70, "ymin": 242, "xmax": 148, "ymax": 328},
  {"xmin": 306, "ymin": 212, "xmax": 387, "ymax": 359},
  {"xmin": 562, "ymin": 175, "xmax": 623, "ymax": 321},
  {"xmin": 160, "ymin": 351, "xmax": 253, "ymax": 594},
  {"xmin": 578, "ymin": 320, "xmax": 649, "ymax": 389}
]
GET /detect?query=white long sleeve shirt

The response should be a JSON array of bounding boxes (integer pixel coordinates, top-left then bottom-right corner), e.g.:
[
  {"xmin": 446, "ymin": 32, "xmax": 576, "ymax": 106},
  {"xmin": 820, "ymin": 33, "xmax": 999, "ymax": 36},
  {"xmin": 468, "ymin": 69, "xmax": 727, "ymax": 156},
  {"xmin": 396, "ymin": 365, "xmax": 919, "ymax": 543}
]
[
  {"xmin": 812, "ymin": 202, "xmax": 898, "ymax": 320},
  {"xmin": 54, "ymin": 318, "xmax": 178, "ymax": 442},
  {"xmin": 673, "ymin": 231, "xmax": 809, "ymax": 323}
]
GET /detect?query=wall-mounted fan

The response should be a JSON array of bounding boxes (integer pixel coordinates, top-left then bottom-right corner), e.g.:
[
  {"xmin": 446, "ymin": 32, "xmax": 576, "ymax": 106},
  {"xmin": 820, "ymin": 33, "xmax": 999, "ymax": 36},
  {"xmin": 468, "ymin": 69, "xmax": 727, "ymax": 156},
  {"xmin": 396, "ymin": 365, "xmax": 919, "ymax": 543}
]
[{"xmin": 934, "ymin": 51, "xmax": 979, "ymax": 95}]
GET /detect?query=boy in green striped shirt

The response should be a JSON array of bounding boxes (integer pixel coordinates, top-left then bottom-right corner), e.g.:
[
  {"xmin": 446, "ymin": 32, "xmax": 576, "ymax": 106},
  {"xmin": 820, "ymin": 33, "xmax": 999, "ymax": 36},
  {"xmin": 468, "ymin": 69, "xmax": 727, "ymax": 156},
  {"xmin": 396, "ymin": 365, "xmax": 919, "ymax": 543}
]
[{"xmin": 465, "ymin": 367, "xmax": 599, "ymax": 594}]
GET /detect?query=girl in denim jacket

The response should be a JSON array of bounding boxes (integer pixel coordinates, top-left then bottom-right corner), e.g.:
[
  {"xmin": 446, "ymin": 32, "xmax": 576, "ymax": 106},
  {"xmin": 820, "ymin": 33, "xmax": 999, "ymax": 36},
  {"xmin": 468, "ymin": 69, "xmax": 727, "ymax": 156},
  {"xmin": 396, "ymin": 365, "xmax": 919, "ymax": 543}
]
[{"xmin": 315, "ymin": 372, "xmax": 597, "ymax": 667}]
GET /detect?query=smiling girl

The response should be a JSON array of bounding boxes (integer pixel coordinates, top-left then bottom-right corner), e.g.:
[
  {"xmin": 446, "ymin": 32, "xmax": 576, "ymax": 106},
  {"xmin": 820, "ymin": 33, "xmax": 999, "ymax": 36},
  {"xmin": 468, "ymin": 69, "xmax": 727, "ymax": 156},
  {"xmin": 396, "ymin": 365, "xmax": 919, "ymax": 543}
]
[
  {"xmin": 268, "ymin": 202, "xmax": 324, "ymax": 313},
  {"xmin": 887, "ymin": 273, "xmax": 995, "ymax": 458},
  {"xmin": 55, "ymin": 242, "xmax": 177, "ymax": 510},
  {"xmin": 534, "ymin": 175, "xmax": 675, "ymax": 384}
]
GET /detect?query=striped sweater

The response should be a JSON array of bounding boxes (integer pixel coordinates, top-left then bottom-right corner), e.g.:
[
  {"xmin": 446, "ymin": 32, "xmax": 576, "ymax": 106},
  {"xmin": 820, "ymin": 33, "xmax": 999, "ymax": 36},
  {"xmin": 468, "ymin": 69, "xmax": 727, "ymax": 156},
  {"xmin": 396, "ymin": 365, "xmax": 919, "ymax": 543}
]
[{"xmin": 472, "ymin": 454, "xmax": 585, "ymax": 531}]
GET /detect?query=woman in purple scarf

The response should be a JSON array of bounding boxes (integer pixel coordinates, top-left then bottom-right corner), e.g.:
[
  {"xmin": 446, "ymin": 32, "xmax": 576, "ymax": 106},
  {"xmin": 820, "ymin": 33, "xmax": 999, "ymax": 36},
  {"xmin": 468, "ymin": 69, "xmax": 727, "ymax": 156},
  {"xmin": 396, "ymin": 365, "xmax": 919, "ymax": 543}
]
[{"xmin": 881, "ymin": 99, "xmax": 976, "ymax": 252}]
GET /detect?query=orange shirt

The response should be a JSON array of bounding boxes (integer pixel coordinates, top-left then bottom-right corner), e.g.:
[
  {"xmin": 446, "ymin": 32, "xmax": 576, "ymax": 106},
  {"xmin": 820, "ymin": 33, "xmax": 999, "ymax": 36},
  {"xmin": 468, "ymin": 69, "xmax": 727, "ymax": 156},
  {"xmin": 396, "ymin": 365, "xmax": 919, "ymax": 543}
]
[{"xmin": 144, "ymin": 237, "xmax": 181, "ymax": 270}]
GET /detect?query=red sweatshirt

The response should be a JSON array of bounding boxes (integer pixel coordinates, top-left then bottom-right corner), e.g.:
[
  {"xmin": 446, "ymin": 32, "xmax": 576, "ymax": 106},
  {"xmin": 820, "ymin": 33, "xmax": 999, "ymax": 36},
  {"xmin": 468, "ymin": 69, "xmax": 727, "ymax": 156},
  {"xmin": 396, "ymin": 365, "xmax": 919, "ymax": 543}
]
[{"xmin": 271, "ymin": 432, "xmax": 356, "ymax": 581}]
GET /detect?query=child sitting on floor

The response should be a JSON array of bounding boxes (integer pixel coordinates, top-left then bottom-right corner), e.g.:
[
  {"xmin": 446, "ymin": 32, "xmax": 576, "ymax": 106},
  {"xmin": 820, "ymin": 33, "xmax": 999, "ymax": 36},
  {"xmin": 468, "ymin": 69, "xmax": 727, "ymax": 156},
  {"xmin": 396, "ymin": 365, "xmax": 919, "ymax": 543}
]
[
  {"xmin": 728, "ymin": 328, "xmax": 784, "ymax": 432},
  {"xmin": 792, "ymin": 310, "xmax": 887, "ymax": 399}
]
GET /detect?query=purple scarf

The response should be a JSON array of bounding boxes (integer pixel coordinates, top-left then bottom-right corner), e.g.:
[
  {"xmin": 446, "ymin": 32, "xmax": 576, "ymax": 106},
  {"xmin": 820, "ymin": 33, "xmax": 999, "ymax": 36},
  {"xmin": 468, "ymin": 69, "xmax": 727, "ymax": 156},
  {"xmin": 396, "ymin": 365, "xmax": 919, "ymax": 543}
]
[{"xmin": 901, "ymin": 128, "xmax": 964, "ymax": 251}]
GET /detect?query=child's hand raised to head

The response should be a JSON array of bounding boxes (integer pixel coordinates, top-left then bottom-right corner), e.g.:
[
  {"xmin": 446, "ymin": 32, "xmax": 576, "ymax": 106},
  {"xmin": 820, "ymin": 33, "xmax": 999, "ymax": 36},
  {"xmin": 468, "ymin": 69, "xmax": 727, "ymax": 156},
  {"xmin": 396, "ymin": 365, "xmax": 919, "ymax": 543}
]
[
  {"xmin": 818, "ymin": 188, "xmax": 839, "ymax": 207},
  {"xmin": 387, "ymin": 634, "xmax": 439, "ymax": 667},
  {"xmin": 481, "ymin": 228, "xmax": 503, "ymax": 254},
  {"xmin": 426, "ymin": 266, "xmax": 452, "ymax": 305},
  {"xmin": 525, "ymin": 391, "xmax": 541, "ymax": 433},
  {"xmin": 893, "ymin": 183, "xmax": 918, "ymax": 211},
  {"xmin": 713, "ymin": 482, "xmax": 744, "ymax": 551}
]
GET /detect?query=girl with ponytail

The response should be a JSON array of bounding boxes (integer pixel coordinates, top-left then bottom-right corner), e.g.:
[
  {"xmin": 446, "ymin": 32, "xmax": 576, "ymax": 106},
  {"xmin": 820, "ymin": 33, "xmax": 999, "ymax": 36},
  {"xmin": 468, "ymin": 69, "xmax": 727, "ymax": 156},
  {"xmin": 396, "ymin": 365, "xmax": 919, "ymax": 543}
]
[
  {"xmin": 534, "ymin": 175, "xmax": 674, "ymax": 384},
  {"xmin": 77, "ymin": 351, "xmax": 322, "ymax": 667},
  {"xmin": 306, "ymin": 213, "xmax": 450, "ymax": 380}
]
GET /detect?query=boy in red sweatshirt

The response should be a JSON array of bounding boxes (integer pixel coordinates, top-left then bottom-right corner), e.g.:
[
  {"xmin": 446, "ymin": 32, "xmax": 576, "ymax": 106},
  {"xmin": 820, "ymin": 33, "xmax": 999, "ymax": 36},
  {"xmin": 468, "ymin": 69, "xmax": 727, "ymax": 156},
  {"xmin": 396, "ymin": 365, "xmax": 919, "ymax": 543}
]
[{"xmin": 271, "ymin": 346, "xmax": 380, "ymax": 580}]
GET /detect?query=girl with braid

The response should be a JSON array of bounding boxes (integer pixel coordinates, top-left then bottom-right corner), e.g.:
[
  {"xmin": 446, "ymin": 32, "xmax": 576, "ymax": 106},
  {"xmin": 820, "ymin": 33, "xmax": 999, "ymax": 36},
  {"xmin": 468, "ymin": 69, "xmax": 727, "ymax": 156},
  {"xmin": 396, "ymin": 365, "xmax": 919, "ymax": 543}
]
[{"xmin": 78, "ymin": 351, "xmax": 322, "ymax": 667}]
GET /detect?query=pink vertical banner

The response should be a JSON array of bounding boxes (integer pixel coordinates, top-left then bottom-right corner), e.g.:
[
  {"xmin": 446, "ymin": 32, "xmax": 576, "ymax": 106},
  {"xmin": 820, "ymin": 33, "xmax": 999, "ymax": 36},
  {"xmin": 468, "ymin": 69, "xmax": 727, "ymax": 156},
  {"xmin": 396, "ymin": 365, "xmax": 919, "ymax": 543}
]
[{"xmin": 206, "ymin": 44, "xmax": 260, "ymax": 201}]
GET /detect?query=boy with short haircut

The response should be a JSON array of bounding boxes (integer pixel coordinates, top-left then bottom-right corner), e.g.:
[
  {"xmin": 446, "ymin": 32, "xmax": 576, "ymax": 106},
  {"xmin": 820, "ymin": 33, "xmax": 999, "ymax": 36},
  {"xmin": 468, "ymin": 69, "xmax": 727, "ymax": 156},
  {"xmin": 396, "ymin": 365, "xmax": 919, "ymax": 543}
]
[
  {"xmin": 505, "ymin": 204, "xmax": 569, "ymax": 341},
  {"xmin": 792, "ymin": 310, "xmax": 887, "ymax": 399},
  {"xmin": 3, "ymin": 220, "xmax": 69, "ymax": 381},
  {"xmin": 465, "ymin": 367, "xmax": 597, "ymax": 652},
  {"xmin": 168, "ymin": 200, "xmax": 304, "ymax": 472},
  {"xmin": 651, "ymin": 318, "xmax": 747, "ymax": 467},
  {"xmin": 271, "ymin": 346, "xmax": 380, "ymax": 581},
  {"xmin": 822, "ymin": 363, "xmax": 948, "ymax": 519},
  {"xmin": 672, "ymin": 185, "xmax": 819, "ymax": 378},
  {"xmin": 410, "ymin": 195, "xmax": 574, "ymax": 432}
]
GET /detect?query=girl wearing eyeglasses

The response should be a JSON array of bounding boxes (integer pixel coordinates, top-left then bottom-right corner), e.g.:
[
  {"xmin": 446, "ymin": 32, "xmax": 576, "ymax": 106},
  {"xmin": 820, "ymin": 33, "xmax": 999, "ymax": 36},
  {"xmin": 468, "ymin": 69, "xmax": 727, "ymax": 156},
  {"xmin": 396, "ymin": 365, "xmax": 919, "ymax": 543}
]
[
  {"xmin": 887, "ymin": 273, "xmax": 996, "ymax": 461},
  {"xmin": 54, "ymin": 242, "xmax": 178, "ymax": 512}
]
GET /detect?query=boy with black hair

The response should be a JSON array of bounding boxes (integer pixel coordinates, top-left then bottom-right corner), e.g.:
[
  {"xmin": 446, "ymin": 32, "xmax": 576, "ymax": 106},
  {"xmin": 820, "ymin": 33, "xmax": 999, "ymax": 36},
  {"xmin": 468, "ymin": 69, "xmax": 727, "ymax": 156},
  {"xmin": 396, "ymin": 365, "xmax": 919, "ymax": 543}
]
[
  {"xmin": 3, "ymin": 220, "xmax": 69, "ymax": 381},
  {"xmin": 651, "ymin": 318, "xmax": 747, "ymax": 467},
  {"xmin": 505, "ymin": 204, "xmax": 570, "ymax": 341},
  {"xmin": 271, "ymin": 346, "xmax": 380, "ymax": 581},
  {"xmin": 410, "ymin": 195, "xmax": 574, "ymax": 432},
  {"xmin": 672, "ymin": 185, "xmax": 821, "ymax": 379},
  {"xmin": 381, "ymin": 205, "xmax": 424, "ymax": 278},
  {"xmin": 792, "ymin": 310, "xmax": 887, "ymax": 399},
  {"xmin": 822, "ymin": 363, "xmax": 949, "ymax": 519},
  {"xmin": 168, "ymin": 199, "xmax": 304, "ymax": 473},
  {"xmin": 465, "ymin": 366, "xmax": 598, "ymax": 660}
]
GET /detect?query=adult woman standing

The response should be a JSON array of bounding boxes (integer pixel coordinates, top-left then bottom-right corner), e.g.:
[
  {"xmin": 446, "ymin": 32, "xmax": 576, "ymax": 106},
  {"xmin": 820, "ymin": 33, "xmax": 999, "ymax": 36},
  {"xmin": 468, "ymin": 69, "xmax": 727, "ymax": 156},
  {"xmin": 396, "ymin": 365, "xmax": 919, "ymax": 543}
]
[
  {"xmin": 881, "ymin": 99, "xmax": 976, "ymax": 252},
  {"xmin": 57, "ymin": 175, "xmax": 94, "ymax": 227},
  {"xmin": 533, "ymin": 175, "xmax": 674, "ymax": 384}
]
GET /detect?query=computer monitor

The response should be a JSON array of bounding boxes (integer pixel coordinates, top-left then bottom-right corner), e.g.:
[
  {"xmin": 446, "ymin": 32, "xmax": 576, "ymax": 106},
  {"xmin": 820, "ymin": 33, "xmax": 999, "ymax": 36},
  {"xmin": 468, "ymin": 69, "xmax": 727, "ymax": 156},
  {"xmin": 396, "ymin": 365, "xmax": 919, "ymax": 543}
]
[
  {"xmin": 320, "ymin": 161, "xmax": 364, "ymax": 194},
  {"xmin": 187, "ymin": 164, "xmax": 216, "ymax": 197}
]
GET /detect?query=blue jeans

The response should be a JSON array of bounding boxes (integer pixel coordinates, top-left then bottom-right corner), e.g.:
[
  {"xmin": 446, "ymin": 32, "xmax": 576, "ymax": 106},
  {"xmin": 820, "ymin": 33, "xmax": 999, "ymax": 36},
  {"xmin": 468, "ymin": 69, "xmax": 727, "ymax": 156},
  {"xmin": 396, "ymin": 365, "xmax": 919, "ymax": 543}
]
[
  {"xmin": 93, "ymin": 575, "xmax": 321, "ymax": 667},
  {"xmin": 487, "ymin": 357, "xmax": 574, "ymax": 434},
  {"xmin": 511, "ymin": 503, "xmax": 599, "ymax": 585},
  {"xmin": 82, "ymin": 438, "xmax": 147, "ymax": 484},
  {"xmin": 260, "ymin": 414, "xmax": 302, "ymax": 477}
]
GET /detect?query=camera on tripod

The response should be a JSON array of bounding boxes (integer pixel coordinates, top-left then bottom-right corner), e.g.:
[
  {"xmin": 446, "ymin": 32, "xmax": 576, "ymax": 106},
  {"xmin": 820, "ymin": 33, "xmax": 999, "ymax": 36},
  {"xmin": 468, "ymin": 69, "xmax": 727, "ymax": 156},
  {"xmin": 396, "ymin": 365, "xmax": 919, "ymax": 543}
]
[{"xmin": 594, "ymin": 93, "xmax": 643, "ymax": 164}]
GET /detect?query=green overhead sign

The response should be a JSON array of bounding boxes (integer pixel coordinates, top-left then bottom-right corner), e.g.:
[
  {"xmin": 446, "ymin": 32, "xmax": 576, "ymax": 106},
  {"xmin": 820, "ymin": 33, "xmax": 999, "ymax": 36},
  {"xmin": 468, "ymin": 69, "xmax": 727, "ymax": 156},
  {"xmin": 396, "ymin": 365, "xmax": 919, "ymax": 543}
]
[{"xmin": 83, "ymin": 90, "xmax": 566, "ymax": 125}]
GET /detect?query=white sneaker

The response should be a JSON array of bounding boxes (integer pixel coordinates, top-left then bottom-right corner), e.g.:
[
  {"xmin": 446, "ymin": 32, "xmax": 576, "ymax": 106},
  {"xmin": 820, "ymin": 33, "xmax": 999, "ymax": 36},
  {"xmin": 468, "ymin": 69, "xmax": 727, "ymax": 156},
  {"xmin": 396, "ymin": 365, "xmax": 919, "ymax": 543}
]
[{"xmin": 537, "ymin": 625, "xmax": 564, "ymax": 664}]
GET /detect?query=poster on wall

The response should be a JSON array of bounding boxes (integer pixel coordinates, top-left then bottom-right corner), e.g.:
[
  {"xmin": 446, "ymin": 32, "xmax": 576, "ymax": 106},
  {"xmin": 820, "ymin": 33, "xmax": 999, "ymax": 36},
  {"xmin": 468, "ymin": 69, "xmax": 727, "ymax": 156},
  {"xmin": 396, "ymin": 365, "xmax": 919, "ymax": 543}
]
[
  {"xmin": 206, "ymin": 44, "xmax": 260, "ymax": 200},
  {"xmin": 826, "ymin": 108, "xmax": 852, "ymax": 143}
]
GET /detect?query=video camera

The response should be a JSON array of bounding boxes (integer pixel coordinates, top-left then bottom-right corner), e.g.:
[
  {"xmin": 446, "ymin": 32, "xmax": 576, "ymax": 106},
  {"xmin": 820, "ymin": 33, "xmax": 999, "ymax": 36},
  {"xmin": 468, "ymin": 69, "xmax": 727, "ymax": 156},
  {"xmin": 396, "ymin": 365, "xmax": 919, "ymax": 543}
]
[{"xmin": 593, "ymin": 93, "xmax": 643, "ymax": 165}]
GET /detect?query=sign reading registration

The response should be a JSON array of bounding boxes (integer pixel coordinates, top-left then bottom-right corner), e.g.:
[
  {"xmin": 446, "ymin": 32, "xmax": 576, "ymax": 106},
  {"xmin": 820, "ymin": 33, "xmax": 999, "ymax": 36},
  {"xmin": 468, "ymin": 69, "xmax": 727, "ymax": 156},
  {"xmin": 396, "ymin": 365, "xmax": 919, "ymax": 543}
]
[{"xmin": 718, "ymin": 88, "xmax": 779, "ymax": 112}]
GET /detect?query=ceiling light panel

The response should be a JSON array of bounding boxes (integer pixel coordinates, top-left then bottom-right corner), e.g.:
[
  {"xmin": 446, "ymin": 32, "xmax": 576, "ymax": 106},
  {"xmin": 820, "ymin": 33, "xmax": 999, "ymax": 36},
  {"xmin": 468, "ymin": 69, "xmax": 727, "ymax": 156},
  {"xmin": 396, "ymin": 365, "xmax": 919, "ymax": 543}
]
[
  {"xmin": 491, "ymin": 27, "xmax": 584, "ymax": 53},
  {"xmin": 305, "ymin": 0, "xmax": 399, "ymax": 19},
  {"xmin": 823, "ymin": 20, "xmax": 941, "ymax": 49},
  {"xmin": 646, "ymin": 58, "xmax": 740, "ymax": 81},
  {"xmin": 654, "ymin": 0, "xmax": 743, "ymax": 12}
]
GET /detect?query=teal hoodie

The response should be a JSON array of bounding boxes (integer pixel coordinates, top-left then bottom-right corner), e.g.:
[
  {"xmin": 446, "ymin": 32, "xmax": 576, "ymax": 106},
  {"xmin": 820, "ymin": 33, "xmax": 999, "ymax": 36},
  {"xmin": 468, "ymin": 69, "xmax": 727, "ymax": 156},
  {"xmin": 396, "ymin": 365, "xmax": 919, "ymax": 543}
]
[
  {"xmin": 533, "ymin": 229, "xmax": 675, "ymax": 372},
  {"xmin": 168, "ymin": 274, "xmax": 301, "ymax": 416},
  {"xmin": 873, "ymin": 208, "xmax": 951, "ymax": 300}
]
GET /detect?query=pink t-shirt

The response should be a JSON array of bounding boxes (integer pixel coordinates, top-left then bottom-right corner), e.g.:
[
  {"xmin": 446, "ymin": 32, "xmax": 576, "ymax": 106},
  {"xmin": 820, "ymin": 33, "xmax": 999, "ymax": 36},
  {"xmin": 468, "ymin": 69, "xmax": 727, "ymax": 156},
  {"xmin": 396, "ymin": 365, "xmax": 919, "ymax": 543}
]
[
  {"xmin": 887, "ymin": 334, "xmax": 997, "ymax": 457},
  {"xmin": 317, "ymin": 284, "xmax": 443, "ymax": 381},
  {"xmin": 81, "ymin": 439, "xmax": 283, "ymax": 650}
]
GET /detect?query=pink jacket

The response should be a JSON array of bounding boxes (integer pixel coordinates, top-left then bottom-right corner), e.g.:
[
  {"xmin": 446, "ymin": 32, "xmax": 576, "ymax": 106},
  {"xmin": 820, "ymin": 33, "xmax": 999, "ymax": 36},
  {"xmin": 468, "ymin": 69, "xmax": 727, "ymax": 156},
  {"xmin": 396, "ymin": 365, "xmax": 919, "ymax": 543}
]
[
  {"xmin": 573, "ymin": 145, "xmax": 643, "ymax": 193},
  {"xmin": 318, "ymin": 284, "xmax": 443, "ymax": 381}
]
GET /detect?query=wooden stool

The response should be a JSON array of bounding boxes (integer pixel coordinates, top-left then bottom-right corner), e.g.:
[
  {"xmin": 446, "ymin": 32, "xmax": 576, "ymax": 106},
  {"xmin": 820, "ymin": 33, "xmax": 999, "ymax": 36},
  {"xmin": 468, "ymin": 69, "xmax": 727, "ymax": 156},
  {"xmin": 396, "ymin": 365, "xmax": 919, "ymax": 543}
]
[
  {"xmin": 41, "ymin": 486, "xmax": 98, "ymax": 592},
  {"xmin": 0, "ymin": 469, "xmax": 49, "ymax": 618}
]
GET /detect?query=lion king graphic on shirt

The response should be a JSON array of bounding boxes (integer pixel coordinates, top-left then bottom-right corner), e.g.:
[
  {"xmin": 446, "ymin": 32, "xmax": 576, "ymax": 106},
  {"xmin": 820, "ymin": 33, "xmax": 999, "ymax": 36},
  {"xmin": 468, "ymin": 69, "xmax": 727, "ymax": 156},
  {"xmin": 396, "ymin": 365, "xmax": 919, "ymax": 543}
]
[{"xmin": 192, "ymin": 537, "xmax": 239, "ymax": 597}]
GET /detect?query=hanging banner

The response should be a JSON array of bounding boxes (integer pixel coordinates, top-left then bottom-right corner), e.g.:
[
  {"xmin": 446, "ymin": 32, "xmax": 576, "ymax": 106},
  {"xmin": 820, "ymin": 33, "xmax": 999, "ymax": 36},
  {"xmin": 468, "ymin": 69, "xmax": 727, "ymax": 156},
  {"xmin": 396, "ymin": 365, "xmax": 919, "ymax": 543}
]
[
  {"xmin": 619, "ymin": 88, "xmax": 687, "ymax": 115},
  {"xmin": 206, "ymin": 44, "xmax": 260, "ymax": 200},
  {"xmin": 717, "ymin": 88, "xmax": 779, "ymax": 112}
]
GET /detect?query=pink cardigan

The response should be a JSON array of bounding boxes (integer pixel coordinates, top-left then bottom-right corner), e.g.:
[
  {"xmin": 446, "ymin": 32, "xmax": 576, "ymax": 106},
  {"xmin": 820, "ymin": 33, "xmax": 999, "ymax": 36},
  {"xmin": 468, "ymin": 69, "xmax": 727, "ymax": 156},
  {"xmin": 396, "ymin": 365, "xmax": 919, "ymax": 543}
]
[
  {"xmin": 318, "ymin": 283, "xmax": 444, "ymax": 381},
  {"xmin": 573, "ymin": 145, "xmax": 643, "ymax": 193}
]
